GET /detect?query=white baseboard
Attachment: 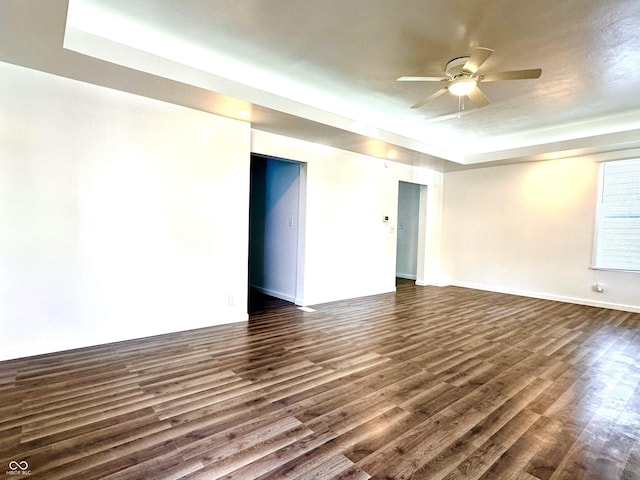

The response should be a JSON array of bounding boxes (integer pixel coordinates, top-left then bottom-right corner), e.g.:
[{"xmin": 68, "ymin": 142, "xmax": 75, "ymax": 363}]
[
  {"xmin": 251, "ymin": 285, "xmax": 296, "ymax": 303},
  {"xmin": 415, "ymin": 280, "xmax": 450, "ymax": 287},
  {"xmin": 301, "ymin": 285, "xmax": 396, "ymax": 308},
  {"xmin": 450, "ymin": 281, "xmax": 640, "ymax": 313},
  {"xmin": 0, "ymin": 314, "xmax": 249, "ymax": 362}
]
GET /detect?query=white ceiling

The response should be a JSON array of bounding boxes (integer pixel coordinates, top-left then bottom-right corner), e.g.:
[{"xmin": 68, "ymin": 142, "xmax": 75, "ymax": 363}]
[{"xmin": 3, "ymin": 0, "xmax": 640, "ymax": 170}]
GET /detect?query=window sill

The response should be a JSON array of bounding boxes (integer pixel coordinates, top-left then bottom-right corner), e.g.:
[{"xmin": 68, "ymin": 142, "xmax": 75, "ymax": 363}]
[{"xmin": 590, "ymin": 266, "xmax": 640, "ymax": 274}]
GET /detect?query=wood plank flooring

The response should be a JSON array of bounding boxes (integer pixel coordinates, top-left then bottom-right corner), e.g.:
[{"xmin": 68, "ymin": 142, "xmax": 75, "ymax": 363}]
[{"xmin": 1, "ymin": 280, "xmax": 639, "ymax": 479}]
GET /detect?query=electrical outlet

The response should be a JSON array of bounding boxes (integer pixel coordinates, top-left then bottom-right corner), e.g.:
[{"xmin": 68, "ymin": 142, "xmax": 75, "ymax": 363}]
[
  {"xmin": 594, "ymin": 283, "xmax": 605, "ymax": 293},
  {"xmin": 228, "ymin": 295, "xmax": 235, "ymax": 305}
]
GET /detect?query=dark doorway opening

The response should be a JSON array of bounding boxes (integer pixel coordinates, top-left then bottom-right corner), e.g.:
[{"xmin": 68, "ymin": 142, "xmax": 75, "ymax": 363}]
[{"xmin": 248, "ymin": 154, "xmax": 305, "ymax": 314}]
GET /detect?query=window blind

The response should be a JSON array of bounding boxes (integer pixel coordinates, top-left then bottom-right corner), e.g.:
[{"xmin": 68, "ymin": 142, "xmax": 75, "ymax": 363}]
[{"xmin": 594, "ymin": 158, "xmax": 640, "ymax": 271}]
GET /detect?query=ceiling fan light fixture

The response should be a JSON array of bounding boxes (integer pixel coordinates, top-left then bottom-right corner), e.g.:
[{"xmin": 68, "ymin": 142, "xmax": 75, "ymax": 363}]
[{"xmin": 448, "ymin": 77, "xmax": 477, "ymax": 96}]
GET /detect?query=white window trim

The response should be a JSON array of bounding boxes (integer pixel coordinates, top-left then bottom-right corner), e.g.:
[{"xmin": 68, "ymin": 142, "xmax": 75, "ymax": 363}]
[{"xmin": 592, "ymin": 158, "xmax": 640, "ymax": 274}]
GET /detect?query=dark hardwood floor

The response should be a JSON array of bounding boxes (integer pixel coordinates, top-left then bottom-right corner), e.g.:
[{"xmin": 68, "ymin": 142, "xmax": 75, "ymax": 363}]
[
  {"xmin": 248, "ymin": 288, "xmax": 294, "ymax": 315},
  {"xmin": 1, "ymin": 280, "xmax": 639, "ymax": 479}
]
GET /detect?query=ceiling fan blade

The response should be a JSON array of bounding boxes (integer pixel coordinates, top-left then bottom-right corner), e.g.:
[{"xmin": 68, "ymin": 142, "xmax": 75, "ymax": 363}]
[
  {"xmin": 411, "ymin": 87, "xmax": 449, "ymax": 109},
  {"xmin": 463, "ymin": 47, "xmax": 494, "ymax": 73},
  {"xmin": 481, "ymin": 68, "xmax": 542, "ymax": 82},
  {"xmin": 467, "ymin": 86, "xmax": 490, "ymax": 108},
  {"xmin": 397, "ymin": 76, "xmax": 446, "ymax": 82}
]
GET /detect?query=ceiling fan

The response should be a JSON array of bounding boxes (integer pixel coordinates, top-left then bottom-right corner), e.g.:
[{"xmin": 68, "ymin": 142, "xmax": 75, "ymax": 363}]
[{"xmin": 398, "ymin": 47, "xmax": 542, "ymax": 110}]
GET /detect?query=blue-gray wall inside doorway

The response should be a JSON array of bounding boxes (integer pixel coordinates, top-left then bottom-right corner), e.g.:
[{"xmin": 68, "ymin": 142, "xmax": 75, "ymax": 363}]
[{"xmin": 249, "ymin": 155, "xmax": 301, "ymax": 302}]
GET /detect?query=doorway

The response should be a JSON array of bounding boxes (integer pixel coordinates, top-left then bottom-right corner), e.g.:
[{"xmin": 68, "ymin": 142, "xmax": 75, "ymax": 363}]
[
  {"xmin": 396, "ymin": 181, "xmax": 427, "ymax": 283},
  {"xmin": 248, "ymin": 154, "xmax": 306, "ymax": 313}
]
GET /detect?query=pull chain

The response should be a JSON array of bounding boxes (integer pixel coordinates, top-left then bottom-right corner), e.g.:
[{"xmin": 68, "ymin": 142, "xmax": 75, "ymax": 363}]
[{"xmin": 457, "ymin": 95, "xmax": 466, "ymax": 119}]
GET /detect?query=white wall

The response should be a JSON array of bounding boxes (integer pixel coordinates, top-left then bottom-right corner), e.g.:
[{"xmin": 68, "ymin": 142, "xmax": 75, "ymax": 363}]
[
  {"xmin": 0, "ymin": 62, "xmax": 251, "ymax": 360},
  {"xmin": 0, "ymin": 60, "xmax": 449, "ymax": 360},
  {"xmin": 442, "ymin": 158, "xmax": 640, "ymax": 312},
  {"xmin": 251, "ymin": 130, "xmax": 445, "ymax": 306},
  {"xmin": 413, "ymin": 168, "xmax": 444, "ymax": 287}
]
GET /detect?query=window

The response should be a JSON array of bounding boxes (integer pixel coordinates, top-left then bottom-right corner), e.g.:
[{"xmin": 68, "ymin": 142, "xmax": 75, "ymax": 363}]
[{"xmin": 593, "ymin": 158, "xmax": 640, "ymax": 272}]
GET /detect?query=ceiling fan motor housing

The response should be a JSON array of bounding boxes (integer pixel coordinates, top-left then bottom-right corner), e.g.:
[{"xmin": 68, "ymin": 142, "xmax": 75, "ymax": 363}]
[{"xmin": 445, "ymin": 57, "xmax": 471, "ymax": 77}]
